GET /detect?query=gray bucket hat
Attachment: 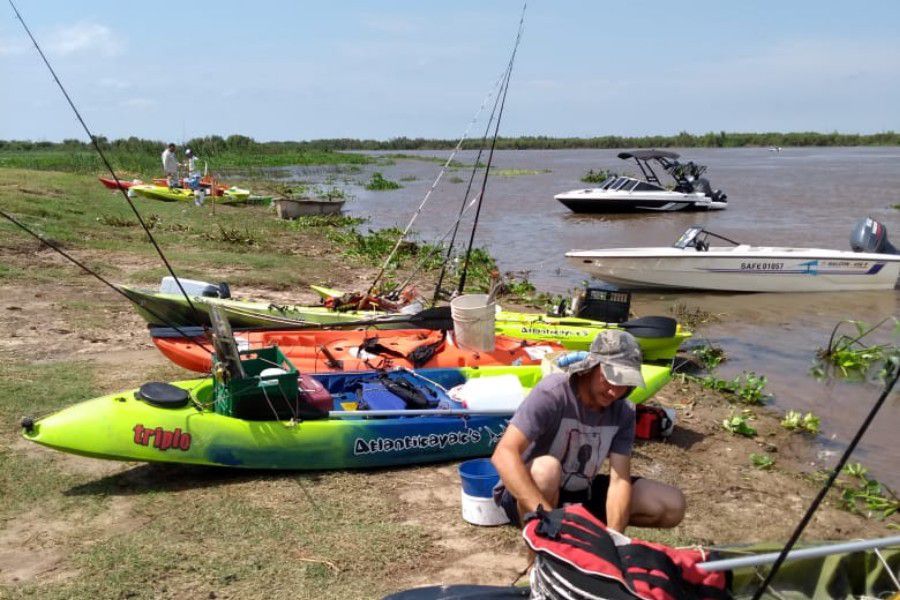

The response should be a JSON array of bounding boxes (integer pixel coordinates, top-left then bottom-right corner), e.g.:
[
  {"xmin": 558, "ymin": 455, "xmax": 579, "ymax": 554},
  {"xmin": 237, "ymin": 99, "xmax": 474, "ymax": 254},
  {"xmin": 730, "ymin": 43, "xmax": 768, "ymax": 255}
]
[{"xmin": 567, "ymin": 330, "xmax": 645, "ymax": 388}]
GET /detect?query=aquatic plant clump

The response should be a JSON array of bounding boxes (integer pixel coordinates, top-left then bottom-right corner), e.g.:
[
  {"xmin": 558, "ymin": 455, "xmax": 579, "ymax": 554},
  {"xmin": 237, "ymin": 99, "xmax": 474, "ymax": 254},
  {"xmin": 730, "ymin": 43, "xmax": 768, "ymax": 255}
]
[
  {"xmin": 581, "ymin": 169, "xmax": 616, "ymax": 184},
  {"xmin": 723, "ymin": 411, "xmax": 757, "ymax": 437},
  {"xmin": 691, "ymin": 342, "xmax": 726, "ymax": 370},
  {"xmin": 691, "ymin": 372, "xmax": 769, "ymax": 405},
  {"xmin": 781, "ymin": 410, "xmax": 821, "ymax": 435},
  {"xmin": 812, "ymin": 318, "xmax": 899, "ymax": 382},
  {"xmin": 750, "ymin": 453, "xmax": 775, "ymax": 470},
  {"xmin": 365, "ymin": 172, "xmax": 402, "ymax": 190}
]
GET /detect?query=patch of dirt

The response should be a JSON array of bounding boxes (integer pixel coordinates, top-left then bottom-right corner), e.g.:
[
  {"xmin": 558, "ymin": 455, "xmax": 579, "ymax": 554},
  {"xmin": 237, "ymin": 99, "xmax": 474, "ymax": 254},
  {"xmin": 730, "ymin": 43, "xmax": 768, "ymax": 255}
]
[{"xmin": 0, "ymin": 494, "xmax": 147, "ymax": 586}]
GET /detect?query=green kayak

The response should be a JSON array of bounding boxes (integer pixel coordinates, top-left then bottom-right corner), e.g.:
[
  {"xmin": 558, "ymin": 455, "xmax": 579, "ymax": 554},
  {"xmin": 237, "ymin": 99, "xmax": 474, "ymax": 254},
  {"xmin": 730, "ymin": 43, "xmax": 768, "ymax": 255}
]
[
  {"xmin": 131, "ymin": 185, "xmax": 251, "ymax": 203},
  {"xmin": 21, "ymin": 364, "xmax": 672, "ymax": 470},
  {"xmin": 121, "ymin": 286, "xmax": 690, "ymax": 362}
]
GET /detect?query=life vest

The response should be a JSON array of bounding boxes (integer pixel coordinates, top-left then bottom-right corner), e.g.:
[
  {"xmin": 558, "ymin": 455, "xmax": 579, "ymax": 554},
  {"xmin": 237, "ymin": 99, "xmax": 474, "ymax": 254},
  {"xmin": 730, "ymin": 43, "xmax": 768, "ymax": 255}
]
[{"xmin": 523, "ymin": 504, "xmax": 729, "ymax": 600}]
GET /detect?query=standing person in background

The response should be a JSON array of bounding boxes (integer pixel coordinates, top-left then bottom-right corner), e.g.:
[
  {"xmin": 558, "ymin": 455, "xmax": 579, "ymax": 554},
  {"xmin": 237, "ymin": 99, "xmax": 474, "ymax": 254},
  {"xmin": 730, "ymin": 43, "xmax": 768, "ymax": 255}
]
[
  {"xmin": 185, "ymin": 148, "xmax": 199, "ymax": 178},
  {"xmin": 184, "ymin": 148, "xmax": 206, "ymax": 207},
  {"xmin": 161, "ymin": 143, "xmax": 178, "ymax": 187}
]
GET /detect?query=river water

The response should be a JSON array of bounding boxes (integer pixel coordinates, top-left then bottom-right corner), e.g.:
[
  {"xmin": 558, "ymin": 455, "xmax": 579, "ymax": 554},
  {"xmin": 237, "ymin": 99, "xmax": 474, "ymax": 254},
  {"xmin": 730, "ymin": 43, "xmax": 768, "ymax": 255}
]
[{"xmin": 281, "ymin": 147, "xmax": 900, "ymax": 488}]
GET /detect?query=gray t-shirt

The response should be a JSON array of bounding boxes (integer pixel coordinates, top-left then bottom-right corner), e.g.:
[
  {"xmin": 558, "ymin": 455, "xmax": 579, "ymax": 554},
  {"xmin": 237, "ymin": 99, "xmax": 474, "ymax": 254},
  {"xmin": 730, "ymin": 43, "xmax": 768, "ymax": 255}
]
[{"xmin": 506, "ymin": 373, "xmax": 635, "ymax": 493}]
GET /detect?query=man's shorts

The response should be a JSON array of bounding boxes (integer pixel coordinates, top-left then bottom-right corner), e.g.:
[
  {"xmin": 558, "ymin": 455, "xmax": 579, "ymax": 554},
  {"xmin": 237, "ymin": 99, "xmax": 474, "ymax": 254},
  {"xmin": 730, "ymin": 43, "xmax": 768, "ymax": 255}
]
[{"xmin": 496, "ymin": 474, "xmax": 641, "ymax": 527}]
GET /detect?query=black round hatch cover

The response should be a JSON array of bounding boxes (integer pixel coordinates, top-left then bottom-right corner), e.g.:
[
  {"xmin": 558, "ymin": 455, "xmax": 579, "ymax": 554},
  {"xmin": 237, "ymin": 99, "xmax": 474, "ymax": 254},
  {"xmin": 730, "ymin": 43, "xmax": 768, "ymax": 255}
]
[{"xmin": 136, "ymin": 382, "xmax": 190, "ymax": 408}]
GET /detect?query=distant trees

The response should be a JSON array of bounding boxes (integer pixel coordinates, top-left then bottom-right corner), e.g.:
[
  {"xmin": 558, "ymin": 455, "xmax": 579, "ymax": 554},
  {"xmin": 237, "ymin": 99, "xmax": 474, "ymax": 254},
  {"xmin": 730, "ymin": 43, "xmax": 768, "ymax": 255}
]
[{"xmin": 1, "ymin": 131, "xmax": 898, "ymax": 153}]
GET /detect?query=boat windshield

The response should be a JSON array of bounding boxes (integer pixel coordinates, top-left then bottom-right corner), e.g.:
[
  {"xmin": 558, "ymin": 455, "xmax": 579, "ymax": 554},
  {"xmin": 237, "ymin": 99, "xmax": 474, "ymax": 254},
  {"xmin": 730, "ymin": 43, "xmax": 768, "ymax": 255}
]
[
  {"xmin": 673, "ymin": 227, "xmax": 704, "ymax": 249},
  {"xmin": 598, "ymin": 176, "xmax": 618, "ymax": 189}
]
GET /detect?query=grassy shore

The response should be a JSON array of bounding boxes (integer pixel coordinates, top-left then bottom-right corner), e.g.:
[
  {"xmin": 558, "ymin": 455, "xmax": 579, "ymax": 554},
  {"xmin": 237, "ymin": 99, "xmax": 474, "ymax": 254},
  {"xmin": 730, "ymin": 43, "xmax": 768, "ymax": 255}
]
[{"xmin": 1, "ymin": 166, "xmax": 897, "ymax": 598}]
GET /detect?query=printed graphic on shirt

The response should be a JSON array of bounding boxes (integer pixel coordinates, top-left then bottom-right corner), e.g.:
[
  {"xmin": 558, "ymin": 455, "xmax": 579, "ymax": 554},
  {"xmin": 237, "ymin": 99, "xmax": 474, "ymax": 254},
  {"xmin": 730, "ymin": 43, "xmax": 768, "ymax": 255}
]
[{"xmin": 548, "ymin": 417, "xmax": 618, "ymax": 492}]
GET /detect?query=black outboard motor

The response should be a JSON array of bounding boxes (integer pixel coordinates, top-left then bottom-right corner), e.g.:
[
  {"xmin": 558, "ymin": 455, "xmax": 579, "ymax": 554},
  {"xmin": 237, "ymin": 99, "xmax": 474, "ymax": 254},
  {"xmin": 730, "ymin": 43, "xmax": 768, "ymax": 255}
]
[
  {"xmin": 693, "ymin": 178, "xmax": 727, "ymax": 203},
  {"xmin": 850, "ymin": 217, "xmax": 897, "ymax": 254}
]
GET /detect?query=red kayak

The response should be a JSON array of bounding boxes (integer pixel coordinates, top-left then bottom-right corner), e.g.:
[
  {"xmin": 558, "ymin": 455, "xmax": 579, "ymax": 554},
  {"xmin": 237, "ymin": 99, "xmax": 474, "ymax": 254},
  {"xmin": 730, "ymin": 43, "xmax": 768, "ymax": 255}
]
[
  {"xmin": 98, "ymin": 176, "xmax": 143, "ymax": 190},
  {"xmin": 151, "ymin": 327, "xmax": 563, "ymax": 374}
]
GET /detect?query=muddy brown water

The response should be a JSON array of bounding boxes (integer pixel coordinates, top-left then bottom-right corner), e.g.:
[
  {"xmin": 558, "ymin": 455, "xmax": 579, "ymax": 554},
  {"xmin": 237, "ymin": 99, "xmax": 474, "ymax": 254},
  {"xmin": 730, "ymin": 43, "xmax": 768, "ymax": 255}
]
[{"xmin": 278, "ymin": 147, "xmax": 900, "ymax": 488}]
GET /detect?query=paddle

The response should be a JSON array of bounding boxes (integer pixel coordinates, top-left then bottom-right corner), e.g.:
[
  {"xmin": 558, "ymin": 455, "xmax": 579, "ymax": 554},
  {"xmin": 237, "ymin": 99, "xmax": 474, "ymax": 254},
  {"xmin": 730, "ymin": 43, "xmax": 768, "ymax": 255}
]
[
  {"xmin": 149, "ymin": 310, "xmax": 678, "ymax": 341},
  {"xmin": 149, "ymin": 306, "xmax": 455, "ymax": 339}
]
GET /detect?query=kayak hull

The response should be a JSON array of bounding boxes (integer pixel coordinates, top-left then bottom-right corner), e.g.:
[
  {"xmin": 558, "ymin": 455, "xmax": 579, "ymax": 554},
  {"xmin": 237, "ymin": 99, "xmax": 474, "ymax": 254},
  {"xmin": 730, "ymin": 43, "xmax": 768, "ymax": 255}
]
[
  {"xmin": 22, "ymin": 365, "xmax": 671, "ymax": 470},
  {"xmin": 150, "ymin": 328, "xmax": 564, "ymax": 374},
  {"xmin": 123, "ymin": 287, "xmax": 689, "ymax": 361},
  {"xmin": 131, "ymin": 185, "xmax": 251, "ymax": 203}
]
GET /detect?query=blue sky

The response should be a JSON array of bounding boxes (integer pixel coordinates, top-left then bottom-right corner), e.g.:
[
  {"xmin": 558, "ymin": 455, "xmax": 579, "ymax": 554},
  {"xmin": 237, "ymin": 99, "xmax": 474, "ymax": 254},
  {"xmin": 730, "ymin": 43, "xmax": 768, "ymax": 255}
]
[{"xmin": 2, "ymin": 1, "xmax": 899, "ymax": 142}]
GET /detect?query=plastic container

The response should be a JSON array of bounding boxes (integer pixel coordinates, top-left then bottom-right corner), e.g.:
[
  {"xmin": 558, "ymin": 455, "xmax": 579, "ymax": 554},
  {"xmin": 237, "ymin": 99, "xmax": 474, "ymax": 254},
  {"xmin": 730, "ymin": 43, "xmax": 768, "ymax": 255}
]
[
  {"xmin": 458, "ymin": 458, "xmax": 508, "ymax": 526},
  {"xmin": 159, "ymin": 276, "xmax": 221, "ymax": 298},
  {"xmin": 460, "ymin": 491, "xmax": 509, "ymax": 526},
  {"xmin": 450, "ymin": 294, "xmax": 496, "ymax": 351},
  {"xmin": 458, "ymin": 458, "xmax": 501, "ymax": 497},
  {"xmin": 450, "ymin": 375, "xmax": 524, "ymax": 412}
]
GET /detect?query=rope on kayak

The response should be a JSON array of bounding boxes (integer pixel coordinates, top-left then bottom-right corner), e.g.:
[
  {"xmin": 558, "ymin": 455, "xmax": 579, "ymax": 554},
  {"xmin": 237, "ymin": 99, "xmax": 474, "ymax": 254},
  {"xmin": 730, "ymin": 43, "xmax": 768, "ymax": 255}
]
[
  {"xmin": 0, "ymin": 209, "xmax": 215, "ymax": 356},
  {"xmin": 364, "ymin": 68, "xmax": 507, "ymax": 298},
  {"xmin": 458, "ymin": 3, "xmax": 526, "ymax": 294},
  {"xmin": 749, "ymin": 362, "xmax": 899, "ymax": 600},
  {"xmin": 7, "ymin": 0, "xmax": 206, "ymax": 326}
]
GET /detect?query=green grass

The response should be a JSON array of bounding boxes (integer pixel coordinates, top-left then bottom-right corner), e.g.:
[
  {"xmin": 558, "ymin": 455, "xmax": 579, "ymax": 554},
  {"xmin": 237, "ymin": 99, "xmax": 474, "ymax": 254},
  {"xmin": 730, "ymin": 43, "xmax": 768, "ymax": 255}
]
[
  {"xmin": 0, "ymin": 360, "xmax": 444, "ymax": 599},
  {"xmin": 0, "ymin": 145, "xmax": 370, "ymax": 179}
]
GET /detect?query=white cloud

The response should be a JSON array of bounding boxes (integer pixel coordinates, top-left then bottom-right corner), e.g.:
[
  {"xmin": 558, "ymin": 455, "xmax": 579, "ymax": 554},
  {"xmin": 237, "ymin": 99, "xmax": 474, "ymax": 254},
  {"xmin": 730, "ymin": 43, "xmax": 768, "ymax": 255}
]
[
  {"xmin": 0, "ymin": 35, "xmax": 27, "ymax": 56},
  {"xmin": 0, "ymin": 20, "xmax": 122, "ymax": 57},
  {"xmin": 120, "ymin": 98, "xmax": 155, "ymax": 109},
  {"xmin": 361, "ymin": 15, "xmax": 425, "ymax": 35},
  {"xmin": 46, "ymin": 21, "xmax": 122, "ymax": 57},
  {"xmin": 99, "ymin": 77, "xmax": 131, "ymax": 90}
]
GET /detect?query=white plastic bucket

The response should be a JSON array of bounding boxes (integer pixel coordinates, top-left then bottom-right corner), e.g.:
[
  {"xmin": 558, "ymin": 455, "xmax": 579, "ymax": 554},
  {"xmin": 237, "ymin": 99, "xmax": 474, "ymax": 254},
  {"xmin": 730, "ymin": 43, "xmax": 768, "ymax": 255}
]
[
  {"xmin": 450, "ymin": 294, "xmax": 496, "ymax": 351},
  {"xmin": 460, "ymin": 490, "xmax": 509, "ymax": 526}
]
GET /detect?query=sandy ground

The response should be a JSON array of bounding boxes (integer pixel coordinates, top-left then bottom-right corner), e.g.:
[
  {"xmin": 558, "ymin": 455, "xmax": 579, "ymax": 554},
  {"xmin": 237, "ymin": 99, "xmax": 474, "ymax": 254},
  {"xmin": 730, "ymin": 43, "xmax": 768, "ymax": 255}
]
[{"xmin": 0, "ymin": 250, "xmax": 896, "ymax": 594}]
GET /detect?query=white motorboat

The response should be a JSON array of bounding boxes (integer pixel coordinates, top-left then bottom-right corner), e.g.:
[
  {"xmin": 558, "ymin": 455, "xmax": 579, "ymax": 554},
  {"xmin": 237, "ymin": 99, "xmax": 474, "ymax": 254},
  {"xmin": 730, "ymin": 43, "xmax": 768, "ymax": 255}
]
[
  {"xmin": 555, "ymin": 150, "xmax": 728, "ymax": 213},
  {"xmin": 566, "ymin": 218, "xmax": 900, "ymax": 292}
]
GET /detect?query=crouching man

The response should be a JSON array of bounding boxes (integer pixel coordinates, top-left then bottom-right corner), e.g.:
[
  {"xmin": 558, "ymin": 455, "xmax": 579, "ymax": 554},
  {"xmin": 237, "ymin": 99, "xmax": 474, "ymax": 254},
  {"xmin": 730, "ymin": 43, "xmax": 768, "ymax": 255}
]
[{"xmin": 491, "ymin": 330, "xmax": 685, "ymax": 533}]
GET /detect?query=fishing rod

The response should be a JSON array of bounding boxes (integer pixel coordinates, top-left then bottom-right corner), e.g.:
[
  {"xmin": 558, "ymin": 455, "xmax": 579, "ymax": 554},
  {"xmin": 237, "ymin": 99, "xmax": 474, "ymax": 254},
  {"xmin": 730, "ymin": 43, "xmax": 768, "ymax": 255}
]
[
  {"xmin": 431, "ymin": 68, "xmax": 507, "ymax": 305},
  {"xmin": 749, "ymin": 363, "xmax": 899, "ymax": 599},
  {"xmin": 7, "ymin": 0, "xmax": 205, "ymax": 324},
  {"xmin": 457, "ymin": 3, "xmax": 526, "ymax": 294},
  {"xmin": 365, "ymin": 69, "xmax": 508, "ymax": 297},
  {"xmin": 0, "ymin": 209, "xmax": 215, "ymax": 355},
  {"xmin": 698, "ymin": 534, "xmax": 900, "ymax": 572}
]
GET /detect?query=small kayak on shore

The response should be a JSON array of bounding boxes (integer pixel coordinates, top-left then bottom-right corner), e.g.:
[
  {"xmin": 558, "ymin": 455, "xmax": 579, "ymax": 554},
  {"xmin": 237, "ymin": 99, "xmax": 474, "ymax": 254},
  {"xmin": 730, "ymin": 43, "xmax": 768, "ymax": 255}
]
[
  {"xmin": 130, "ymin": 184, "xmax": 251, "ymax": 202},
  {"xmin": 19, "ymin": 363, "xmax": 674, "ymax": 470},
  {"xmin": 121, "ymin": 283, "xmax": 690, "ymax": 362},
  {"xmin": 150, "ymin": 327, "xmax": 565, "ymax": 374},
  {"xmin": 98, "ymin": 176, "xmax": 143, "ymax": 190}
]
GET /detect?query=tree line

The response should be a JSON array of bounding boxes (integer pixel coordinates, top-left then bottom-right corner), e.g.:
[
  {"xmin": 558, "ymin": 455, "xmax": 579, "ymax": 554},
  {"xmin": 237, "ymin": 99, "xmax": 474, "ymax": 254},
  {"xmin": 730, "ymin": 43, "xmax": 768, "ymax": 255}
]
[{"xmin": 1, "ymin": 130, "xmax": 898, "ymax": 153}]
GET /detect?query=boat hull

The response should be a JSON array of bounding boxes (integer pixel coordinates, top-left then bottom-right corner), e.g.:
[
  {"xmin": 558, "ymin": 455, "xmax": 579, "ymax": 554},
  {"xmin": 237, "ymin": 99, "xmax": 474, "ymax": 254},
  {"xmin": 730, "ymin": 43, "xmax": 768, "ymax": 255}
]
[
  {"xmin": 22, "ymin": 365, "xmax": 672, "ymax": 469},
  {"xmin": 566, "ymin": 250, "xmax": 900, "ymax": 292},
  {"xmin": 555, "ymin": 190, "xmax": 726, "ymax": 213}
]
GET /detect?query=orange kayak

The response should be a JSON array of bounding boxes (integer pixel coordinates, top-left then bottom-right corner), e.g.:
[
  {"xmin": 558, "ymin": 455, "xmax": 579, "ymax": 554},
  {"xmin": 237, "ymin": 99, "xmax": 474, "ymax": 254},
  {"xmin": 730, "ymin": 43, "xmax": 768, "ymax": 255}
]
[
  {"xmin": 151, "ymin": 327, "xmax": 563, "ymax": 374},
  {"xmin": 98, "ymin": 176, "xmax": 142, "ymax": 190}
]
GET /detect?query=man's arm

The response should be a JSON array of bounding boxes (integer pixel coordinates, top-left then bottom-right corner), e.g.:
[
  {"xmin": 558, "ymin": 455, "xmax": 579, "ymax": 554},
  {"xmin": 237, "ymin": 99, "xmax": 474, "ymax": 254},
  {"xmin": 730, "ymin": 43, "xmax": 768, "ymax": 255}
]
[
  {"xmin": 605, "ymin": 452, "xmax": 632, "ymax": 533},
  {"xmin": 491, "ymin": 424, "xmax": 551, "ymax": 513}
]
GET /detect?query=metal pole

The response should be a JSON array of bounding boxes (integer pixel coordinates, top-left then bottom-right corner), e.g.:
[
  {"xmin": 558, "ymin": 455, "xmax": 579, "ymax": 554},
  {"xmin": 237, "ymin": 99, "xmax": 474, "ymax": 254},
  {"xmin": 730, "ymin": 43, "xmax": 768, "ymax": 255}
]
[
  {"xmin": 698, "ymin": 535, "xmax": 900, "ymax": 572},
  {"xmin": 327, "ymin": 408, "xmax": 514, "ymax": 418}
]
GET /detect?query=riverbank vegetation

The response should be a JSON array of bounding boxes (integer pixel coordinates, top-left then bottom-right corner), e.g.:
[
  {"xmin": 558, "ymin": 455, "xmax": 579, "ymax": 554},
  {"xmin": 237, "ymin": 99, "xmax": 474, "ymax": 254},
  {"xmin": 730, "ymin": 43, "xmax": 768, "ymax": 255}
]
[{"xmin": 3, "ymin": 130, "xmax": 898, "ymax": 176}]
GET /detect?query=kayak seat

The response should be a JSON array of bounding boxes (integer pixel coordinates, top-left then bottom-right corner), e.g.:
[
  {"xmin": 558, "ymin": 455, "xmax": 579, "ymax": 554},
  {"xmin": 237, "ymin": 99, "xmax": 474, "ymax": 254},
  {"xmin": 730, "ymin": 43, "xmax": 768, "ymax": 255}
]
[
  {"xmin": 136, "ymin": 382, "xmax": 190, "ymax": 408},
  {"xmin": 356, "ymin": 382, "xmax": 408, "ymax": 411}
]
